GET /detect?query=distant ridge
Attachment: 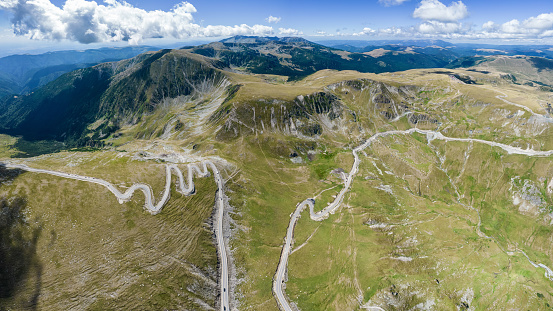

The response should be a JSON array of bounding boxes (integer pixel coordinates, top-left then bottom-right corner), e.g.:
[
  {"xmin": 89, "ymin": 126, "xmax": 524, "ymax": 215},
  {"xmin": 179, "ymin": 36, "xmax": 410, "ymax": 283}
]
[
  {"xmin": 220, "ymin": 35, "xmax": 279, "ymax": 44},
  {"xmin": 220, "ymin": 35, "xmax": 311, "ymax": 45},
  {"xmin": 0, "ymin": 46, "xmax": 159, "ymax": 98},
  {"xmin": 315, "ymin": 39, "xmax": 453, "ymax": 48}
]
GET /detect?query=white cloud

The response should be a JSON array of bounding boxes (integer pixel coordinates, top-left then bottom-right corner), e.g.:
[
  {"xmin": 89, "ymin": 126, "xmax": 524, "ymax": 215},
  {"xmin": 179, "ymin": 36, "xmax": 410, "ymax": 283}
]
[
  {"xmin": 541, "ymin": 30, "xmax": 553, "ymax": 38},
  {"xmin": 482, "ymin": 21, "xmax": 497, "ymax": 31},
  {"xmin": 0, "ymin": 0, "xmax": 277, "ymax": 44},
  {"xmin": 278, "ymin": 28, "xmax": 303, "ymax": 36},
  {"xmin": 500, "ymin": 19, "xmax": 523, "ymax": 34},
  {"xmin": 379, "ymin": 26, "xmax": 408, "ymax": 36},
  {"xmin": 417, "ymin": 21, "xmax": 462, "ymax": 34},
  {"xmin": 413, "ymin": 0, "xmax": 468, "ymax": 23},
  {"xmin": 265, "ymin": 15, "xmax": 281, "ymax": 24},
  {"xmin": 353, "ymin": 27, "xmax": 376, "ymax": 36},
  {"xmin": 203, "ymin": 24, "xmax": 274, "ymax": 37},
  {"xmin": 409, "ymin": 11, "xmax": 553, "ymax": 41},
  {"xmin": 379, "ymin": 0, "xmax": 409, "ymax": 6},
  {"xmin": 315, "ymin": 8, "xmax": 553, "ymax": 42},
  {"xmin": 524, "ymin": 13, "xmax": 553, "ymax": 30},
  {"xmin": 475, "ymin": 13, "xmax": 553, "ymax": 39}
]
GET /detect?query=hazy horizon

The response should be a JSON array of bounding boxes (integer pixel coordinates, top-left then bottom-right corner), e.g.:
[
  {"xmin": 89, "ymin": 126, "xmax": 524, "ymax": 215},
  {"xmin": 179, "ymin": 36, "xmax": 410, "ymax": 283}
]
[{"xmin": 1, "ymin": 0, "xmax": 553, "ymax": 56}]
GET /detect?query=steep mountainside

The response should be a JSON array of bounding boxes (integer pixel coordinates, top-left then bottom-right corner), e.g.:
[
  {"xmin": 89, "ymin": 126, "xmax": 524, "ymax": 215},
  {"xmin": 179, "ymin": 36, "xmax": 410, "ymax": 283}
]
[
  {"xmin": 0, "ymin": 49, "xmax": 227, "ymax": 146},
  {"xmin": 5, "ymin": 40, "xmax": 553, "ymax": 152},
  {"xmin": 3, "ymin": 40, "xmax": 553, "ymax": 310},
  {"xmin": 448, "ymin": 55, "xmax": 553, "ymax": 90},
  {"xmin": 0, "ymin": 46, "xmax": 158, "ymax": 98},
  {"xmin": 0, "ymin": 38, "xmax": 450, "ymax": 147},
  {"xmin": 186, "ymin": 36, "xmax": 450, "ymax": 79}
]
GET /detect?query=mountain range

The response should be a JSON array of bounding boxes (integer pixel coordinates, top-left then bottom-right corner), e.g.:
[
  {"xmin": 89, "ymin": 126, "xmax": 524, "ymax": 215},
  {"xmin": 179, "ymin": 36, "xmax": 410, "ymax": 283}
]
[
  {"xmin": 3, "ymin": 35, "xmax": 553, "ymax": 310},
  {"xmin": 1, "ymin": 36, "xmax": 553, "ymax": 153},
  {"xmin": 0, "ymin": 46, "xmax": 159, "ymax": 98}
]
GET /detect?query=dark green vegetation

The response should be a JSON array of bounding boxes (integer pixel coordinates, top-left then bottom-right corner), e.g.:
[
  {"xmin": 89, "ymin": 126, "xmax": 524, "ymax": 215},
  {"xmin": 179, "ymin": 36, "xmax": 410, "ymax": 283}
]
[
  {"xmin": 3, "ymin": 36, "xmax": 553, "ymax": 310},
  {"xmin": 446, "ymin": 56, "xmax": 486, "ymax": 69},
  {"xmin": 4, "ymin": 36, "xmax": 553, "ymax": 152},
  {"xmin": 529, "ymin": 57, "xmax": 553, "ymax": 72},
  {"xmin": 0, "ymin": 65, "xmax": 113, "ymax": 143},
  {"xmin": 0, "ymin": 46, "xmax": 158, "ymax": 98},
  {"xmin": 0, "ymin": 49, "xmax": 226, "ymax": 147},
  {"xmin": 188, "ymin": 36, "xmax": 451, "ymax": 80},
  {"xmin": 11, "ymin": 140, "xmax": 66, "ymax": 158}
]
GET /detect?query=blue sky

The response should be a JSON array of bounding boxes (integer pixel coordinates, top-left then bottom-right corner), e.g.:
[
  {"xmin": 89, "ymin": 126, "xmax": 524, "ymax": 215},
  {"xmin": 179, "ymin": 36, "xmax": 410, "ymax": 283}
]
[{"xmin": 1, "ymin": 0, "xmax": 553, "ymax": 55}]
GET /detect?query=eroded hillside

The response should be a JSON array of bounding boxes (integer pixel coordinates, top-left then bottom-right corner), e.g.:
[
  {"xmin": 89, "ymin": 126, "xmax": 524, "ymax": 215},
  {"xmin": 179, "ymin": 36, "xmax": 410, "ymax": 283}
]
[{"xmin": 2, "ymin": 48, "xmax": 553, "ymax": 310}]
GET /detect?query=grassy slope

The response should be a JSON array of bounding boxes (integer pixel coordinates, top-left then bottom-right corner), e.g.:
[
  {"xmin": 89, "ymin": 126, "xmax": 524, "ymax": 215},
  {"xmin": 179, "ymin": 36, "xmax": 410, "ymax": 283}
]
[
  {"xmin": 219, "ymin": 69, "xmax": 553, "ymax": 310},
  {"xmin": 2, "ymin": 67, "xmax": 553, "ymax": 310},
  {"xmin": 283, "ymin": 133, "xmax": 553, "ymax": 310},
  {"xmin": 0, "ymin": 151, "xmax": 219, "ymax": 310}
]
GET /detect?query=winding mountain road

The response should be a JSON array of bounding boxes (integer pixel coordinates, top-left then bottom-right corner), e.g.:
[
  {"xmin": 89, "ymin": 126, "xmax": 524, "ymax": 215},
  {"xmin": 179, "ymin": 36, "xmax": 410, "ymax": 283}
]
[
  {"xmin": 273, "ymin": 128, "xmax": 553, "ymax": 311},
  {"xmin": 2, "ymin": 160, "xmax": 230, "ymax": 311},
  {"xmin": 4, "ymin": 127, "xmax": 553, "ymax": 311}
]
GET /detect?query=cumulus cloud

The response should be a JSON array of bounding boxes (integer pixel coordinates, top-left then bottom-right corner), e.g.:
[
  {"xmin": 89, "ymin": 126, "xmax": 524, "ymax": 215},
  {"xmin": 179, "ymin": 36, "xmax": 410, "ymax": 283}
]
[
  {"xmin": 409, "ymin": 10, "xmax": 553, "ymax": 40},
  {"xmin": 477, "ymin": 13, "xmax": 553, "ymax": 39},
  {"xmin": 319, "ymin": 7, "xmax": 553, "ymax": 42},
  {"xmin": 278, "ymin": 28, "xmax": 303, "ymax": 36},
  {"xmin": 525, "ymin": 13, "xmax": 553, "ymax": 30},
  {"xmin": 0, "ymin": 0, "xmax": 277, "ymax": 44},
  {"xmin": 482, "ymin": 21, "xmax": 497, "ymax": 31},
  {"xmin": 413, "ymin": 0, "xmax": 468, "ymax": 23},
  {"xmin": 417, "ymin": 21, "xmax": 462, "ymax": 34},
  {"xmin": 379, "ymin": 0, "xmax": 409, "ymax": 6},
  {"xmin": 500, "ymin": 19, "xmax": 523, "ymax": 34},
  {"xmin": 265, "ymin": 15, "xmax": 281, "ymax": 23},
  {"xmin": 353, "ymin": 27, "xmax": 376, "ymax": 36}
]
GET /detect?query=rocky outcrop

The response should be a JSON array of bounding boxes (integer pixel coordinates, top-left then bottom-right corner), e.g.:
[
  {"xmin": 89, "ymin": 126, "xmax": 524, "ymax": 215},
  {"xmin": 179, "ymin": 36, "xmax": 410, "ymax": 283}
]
[
  {"xmin": 408, "ymin": 113, "xmax": 438, "ymax": 124},
  {"xmin": 211, "ymin": 78, "xmax": 444, "ymax": 141},
  {"xmin": 511, "ymin": 177, "xmax": 546, "ymax": 216},
  {"xmin": 213, "ymin": 91, "xmax": 345, "ymax": 140}
]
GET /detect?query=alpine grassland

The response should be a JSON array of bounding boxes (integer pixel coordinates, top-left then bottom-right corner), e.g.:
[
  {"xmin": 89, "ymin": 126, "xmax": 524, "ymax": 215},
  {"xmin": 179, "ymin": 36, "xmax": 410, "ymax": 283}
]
[{"xmin": 3, "ymin": 41, "xmax": 553, "ymax": 310}]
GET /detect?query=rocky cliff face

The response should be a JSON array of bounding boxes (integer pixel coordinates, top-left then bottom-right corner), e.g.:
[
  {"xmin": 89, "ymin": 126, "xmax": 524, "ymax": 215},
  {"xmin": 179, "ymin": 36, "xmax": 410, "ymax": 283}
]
[
  {"xmin": 209, "ymin": 79, "xmax": 441, "ymax": 142},
  {"xmin": 210, "ymin": 91, "xmax": 346, "ymax": 141}
]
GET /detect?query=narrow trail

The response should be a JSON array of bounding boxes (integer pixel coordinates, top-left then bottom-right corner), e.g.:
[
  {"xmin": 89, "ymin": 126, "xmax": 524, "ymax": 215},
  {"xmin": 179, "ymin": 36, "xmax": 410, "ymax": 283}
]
[
  {"xmin": 273, "ymin": 128, "xmax": 553, "ymax": 311},
  {"xmin": 495, "ymin": 94, "xmax": 543, "ymax": 118},
  {"xmin": 2, "ymin": 160, "xmax": 231, "ymax": 311},
  {"xmin": 473, "ymin": 84, "xmax": 549, "ymax": 119}
]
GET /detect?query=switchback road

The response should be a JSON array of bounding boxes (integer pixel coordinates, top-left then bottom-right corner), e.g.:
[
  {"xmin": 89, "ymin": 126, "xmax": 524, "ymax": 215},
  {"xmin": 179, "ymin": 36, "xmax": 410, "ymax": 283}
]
[
  {"xmin": 2, "ymin": 160, "xmax": 231, "ymax": 311},
  {"xmin": 273, "ymin": 128, "xmax": 553, "ymax": 311}
]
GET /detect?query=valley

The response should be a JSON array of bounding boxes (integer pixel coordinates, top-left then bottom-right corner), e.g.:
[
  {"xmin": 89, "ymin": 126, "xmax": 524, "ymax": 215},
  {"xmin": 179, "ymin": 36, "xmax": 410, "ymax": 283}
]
[{"xmin": 2, "ymin": 36, "xmax": 553, "ymax": 310}]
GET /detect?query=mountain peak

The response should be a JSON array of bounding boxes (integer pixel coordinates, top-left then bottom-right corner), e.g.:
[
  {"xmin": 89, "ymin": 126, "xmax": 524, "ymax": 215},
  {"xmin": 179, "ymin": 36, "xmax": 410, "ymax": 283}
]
[
  {"xmin": 219, "ymin": 36, "xmax": 280, "ymax": 44},
  {"xmin": 219, "ymin": 35, "xmax": 310, "ymax": 45}
]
